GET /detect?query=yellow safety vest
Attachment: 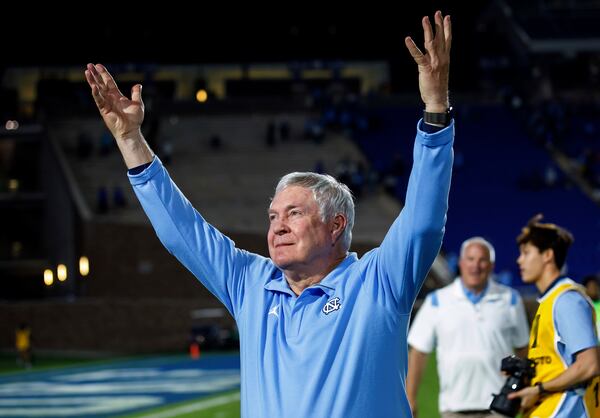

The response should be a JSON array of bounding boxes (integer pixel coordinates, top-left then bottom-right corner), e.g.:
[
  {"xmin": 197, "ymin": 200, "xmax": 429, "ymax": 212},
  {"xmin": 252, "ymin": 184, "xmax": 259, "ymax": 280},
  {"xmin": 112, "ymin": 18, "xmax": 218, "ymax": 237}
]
[{"xmin": 526, "ymin": 279, "xmax": 600, "ymax": 418}]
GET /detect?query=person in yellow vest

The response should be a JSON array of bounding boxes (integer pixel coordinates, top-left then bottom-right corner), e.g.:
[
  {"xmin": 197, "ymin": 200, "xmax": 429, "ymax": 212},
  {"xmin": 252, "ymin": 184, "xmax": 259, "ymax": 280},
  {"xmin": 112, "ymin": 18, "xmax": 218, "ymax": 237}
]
[
  {"xmin": 15, "ymin": 322, "xmax": 32, "ymax": 368},
  {"xmin": 508, "ymin": 214, "xmax": 600, "ymax": 417}
]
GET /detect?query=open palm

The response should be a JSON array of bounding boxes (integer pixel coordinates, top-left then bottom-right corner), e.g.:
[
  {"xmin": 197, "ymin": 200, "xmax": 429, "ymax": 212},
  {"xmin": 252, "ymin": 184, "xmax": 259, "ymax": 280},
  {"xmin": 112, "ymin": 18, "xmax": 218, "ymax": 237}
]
[
  {"xmin": 85, "ymin": 63, "xmax": 144, "ymax": 140},
  {"xmin": 405, "ymin": 11, "xmax": 452, "ymax": 112}
]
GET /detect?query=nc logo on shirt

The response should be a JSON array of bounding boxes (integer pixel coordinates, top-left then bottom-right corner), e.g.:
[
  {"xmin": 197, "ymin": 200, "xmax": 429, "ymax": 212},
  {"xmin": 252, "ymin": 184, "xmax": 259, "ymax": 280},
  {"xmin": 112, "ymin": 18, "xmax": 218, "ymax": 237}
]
[{"xmin": 322, "ymin": 297, "xmax": 341, "ymax": 315}]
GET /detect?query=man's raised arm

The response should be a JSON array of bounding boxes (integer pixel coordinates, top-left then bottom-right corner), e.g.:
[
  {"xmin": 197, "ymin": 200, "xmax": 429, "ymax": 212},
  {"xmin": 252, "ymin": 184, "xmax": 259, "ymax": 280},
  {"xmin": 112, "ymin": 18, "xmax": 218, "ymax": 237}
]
[
  {"xmin": 377, "ymin": 11, "xmax": 454, "ymax": 309},
  {"xmin": 84, "ymin": 63, "xmax": 249, "ymax": 317}
]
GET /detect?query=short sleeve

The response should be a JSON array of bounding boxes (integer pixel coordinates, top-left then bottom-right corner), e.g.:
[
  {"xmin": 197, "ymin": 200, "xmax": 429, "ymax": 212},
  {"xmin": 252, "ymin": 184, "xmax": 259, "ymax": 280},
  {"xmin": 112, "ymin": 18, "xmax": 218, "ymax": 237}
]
[{"xmin": 554, "ymin": 291, "xmax": 598, "ymax": 361}]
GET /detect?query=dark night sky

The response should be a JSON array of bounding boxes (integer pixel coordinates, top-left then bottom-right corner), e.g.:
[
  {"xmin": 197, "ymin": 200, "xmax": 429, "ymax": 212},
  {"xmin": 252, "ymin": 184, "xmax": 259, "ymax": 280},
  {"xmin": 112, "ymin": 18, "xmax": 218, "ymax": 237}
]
[
  {"xmin": 2, "ymin": 3, "xmax": 487, "ymax": 95},
  {"xmin": 4, "ymin": 3, "xmax": 482, "ymax": 66}
]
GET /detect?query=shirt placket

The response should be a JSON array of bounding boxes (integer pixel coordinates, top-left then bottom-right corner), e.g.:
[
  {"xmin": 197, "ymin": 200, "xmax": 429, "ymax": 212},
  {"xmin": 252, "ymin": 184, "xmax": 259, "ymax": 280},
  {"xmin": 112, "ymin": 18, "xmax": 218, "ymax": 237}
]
[{"xmin": 288, "ymin": 290, "xmax": 323, "ymax": 340}]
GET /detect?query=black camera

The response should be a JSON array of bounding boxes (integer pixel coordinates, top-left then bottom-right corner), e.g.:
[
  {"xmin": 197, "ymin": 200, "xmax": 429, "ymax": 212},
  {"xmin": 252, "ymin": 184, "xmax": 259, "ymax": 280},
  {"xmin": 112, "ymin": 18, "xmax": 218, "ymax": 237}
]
[{"xmin": 490, "ymin": 355, "xmax": 536, "ymax": 417}]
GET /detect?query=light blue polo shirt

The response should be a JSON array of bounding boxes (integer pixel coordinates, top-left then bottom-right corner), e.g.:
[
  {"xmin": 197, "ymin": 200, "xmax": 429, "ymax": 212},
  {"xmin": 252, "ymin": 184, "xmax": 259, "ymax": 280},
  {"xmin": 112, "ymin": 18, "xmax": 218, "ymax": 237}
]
[{"xmin": 128, "ymin": 120, "xmax": 454, "ymax": 418}]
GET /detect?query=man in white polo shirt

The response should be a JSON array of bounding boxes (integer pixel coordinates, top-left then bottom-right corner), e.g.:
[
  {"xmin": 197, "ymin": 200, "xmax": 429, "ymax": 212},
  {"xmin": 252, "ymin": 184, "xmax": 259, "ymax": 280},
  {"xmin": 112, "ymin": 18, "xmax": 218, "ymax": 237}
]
[{"xmin": 407, "ymin": 237, "xmax": 530, "ymax": 418}]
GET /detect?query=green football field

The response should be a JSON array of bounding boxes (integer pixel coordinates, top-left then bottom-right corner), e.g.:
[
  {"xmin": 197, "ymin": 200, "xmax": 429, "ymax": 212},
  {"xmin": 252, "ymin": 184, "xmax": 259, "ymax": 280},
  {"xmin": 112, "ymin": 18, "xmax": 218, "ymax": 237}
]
[
  {"xmin": 120, "ymin": 353, "xmax": 442, "ymax": 418},
  {"xmin": 0, "ymin": 353, "xmax": 441, "ymax": 418}
]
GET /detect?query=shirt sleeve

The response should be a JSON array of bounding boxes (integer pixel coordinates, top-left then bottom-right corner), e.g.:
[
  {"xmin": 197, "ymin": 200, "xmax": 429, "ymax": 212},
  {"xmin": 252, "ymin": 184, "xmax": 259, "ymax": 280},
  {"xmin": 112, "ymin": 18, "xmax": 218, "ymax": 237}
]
[
  {"xmin": 375, "ymin": 119, "xmax": 454, "ymax": 313},
  {"xmin": 554, "ymin": 290, "xmax": 598, "ymax": 361},
  {"xmin": 511, "ymin": 291, "xmax": 530, "ymax": 348},
  {"xmin": 128, "ymin": 162, "xmax": 152, "ymax": 175},
  {"xmin": 407, "ymin": 293, "xmax": 438, "ymax": 353},
  {"xmin": 127, "ymin": 156, "xmax": 265, "ymax": 318}
]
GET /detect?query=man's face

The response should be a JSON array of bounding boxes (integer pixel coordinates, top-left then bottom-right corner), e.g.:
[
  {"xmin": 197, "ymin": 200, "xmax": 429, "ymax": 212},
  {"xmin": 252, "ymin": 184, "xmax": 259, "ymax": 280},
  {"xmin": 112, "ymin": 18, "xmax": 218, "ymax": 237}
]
[
  {"xmin": 459, "ymin": 243, "xmax": 493, "ymax": 290},
  {"xmin": 517, "ymin": 242, "xmax": 546, "ymax": 284},
  {"xmin": 267, "ymin": 186, "xmax": 333, "ymax": 271},
  {"xmin": 586, "ymin": 280, "xmax": 600, "ymax": 301}
]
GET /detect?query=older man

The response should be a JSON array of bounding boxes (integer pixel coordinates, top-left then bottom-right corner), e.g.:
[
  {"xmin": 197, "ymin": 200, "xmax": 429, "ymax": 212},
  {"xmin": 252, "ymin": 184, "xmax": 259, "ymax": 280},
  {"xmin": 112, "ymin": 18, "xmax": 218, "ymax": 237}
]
[
  {"xmin": 407, "ymin": 237, "xmax": 530, "ymax": 418},
  {"xmin": 85, "ymin": 11, "xmax": 453, "ymax": 418}
]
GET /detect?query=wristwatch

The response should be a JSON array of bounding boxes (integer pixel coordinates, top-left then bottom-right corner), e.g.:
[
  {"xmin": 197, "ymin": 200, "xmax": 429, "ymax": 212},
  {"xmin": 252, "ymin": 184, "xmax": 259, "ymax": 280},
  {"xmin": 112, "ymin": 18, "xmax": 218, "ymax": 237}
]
[
  {"xmin": 423, "ymin": 106, "xmax": 453, "ymax": 127},
  {"xmin": 536, "ymin": 382, "xmax": 547, "ymax": 395}
]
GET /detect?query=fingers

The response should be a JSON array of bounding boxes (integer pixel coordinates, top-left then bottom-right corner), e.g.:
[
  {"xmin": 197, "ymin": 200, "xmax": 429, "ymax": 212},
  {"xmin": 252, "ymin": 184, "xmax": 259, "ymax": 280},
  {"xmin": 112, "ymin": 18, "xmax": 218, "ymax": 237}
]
[
  {"xmin": 444, "ymin": 15, "xmax": 452, "ymax": 51},
  {"xmin": 84, "ymin": 66, "xmax": 96, "ymax": 90},
  {"xmin": 87, "ymin": 63, "xmax": 105, "ymax": 90},
  {"xmin": 90, "ymin": 84, "xmax": 105, "ymax": 110},
  {"xmin": 95, "ymin": 64, "xmax": 122, "ymax": 95},
  {"xmin": 428, "ymin": 11, "xmax": 450, "ymax": 52},
  {"xmin": 433, "ymin": 10, "xmax": 444, "ymax": 47},
  {"xmin": 85, "ymin": 63, "xmax": 129, "ymax": 112},
  {"xmin": 404, "ymin": 37, "xmax": 427, "ymax": 66},
  {"xmin": 507, "ymin": 390, "xmax": 522, "ymax": 400},
  {"xmin": 131, "ymin": 84, "xmax": 144, "ymax": 107},
  {"xmin": 418, "ymin": 11, "xmax": 451, "ymax": 56},
  {"xmin": 85, "ymin": 67, "xmax": 105, "ymax": 109},
  {"xmin": 84, "ymin": 64, "xmax": 94, "ymax": 86},
  {"xmin": 420, "ymin": 11, "xmax": 451, "ymax": 60},
  {"xmin": 422, "ymin": 15, "xmax": 433, "ymax": 46}
]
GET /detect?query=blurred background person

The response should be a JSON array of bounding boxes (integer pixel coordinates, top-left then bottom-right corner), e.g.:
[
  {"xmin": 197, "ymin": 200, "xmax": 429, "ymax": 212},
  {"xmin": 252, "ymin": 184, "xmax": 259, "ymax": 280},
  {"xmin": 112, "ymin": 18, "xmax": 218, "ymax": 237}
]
[
  {"xmin": 583, "ymin": 274, "xmax": 600, "ymax": 339},
  {"xmin": 407, "ymin": 237, "xmax": 529, "ymax": 418},
  {"xmin": 15, "ymin": 322, "xmax": 32, "ymax": 369}
]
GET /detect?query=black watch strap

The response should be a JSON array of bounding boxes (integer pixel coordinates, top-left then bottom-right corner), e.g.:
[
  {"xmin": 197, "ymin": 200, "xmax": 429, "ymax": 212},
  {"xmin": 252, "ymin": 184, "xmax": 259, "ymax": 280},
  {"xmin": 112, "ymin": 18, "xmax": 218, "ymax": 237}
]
[
  {"xmin": 423, "ymin": 106, "xmax": 453, "ymax": 127},
  {"xmin": 536, "ymin": 382, "xmax": 546, "ymax": 395}
]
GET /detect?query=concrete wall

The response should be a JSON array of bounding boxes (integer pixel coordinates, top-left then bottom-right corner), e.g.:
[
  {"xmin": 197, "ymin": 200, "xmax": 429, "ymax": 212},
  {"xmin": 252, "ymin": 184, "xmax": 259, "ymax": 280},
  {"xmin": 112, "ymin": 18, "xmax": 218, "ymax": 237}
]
[{"xmin": 1, "ymin": 298, "xmax": 232, "ymax": 354}]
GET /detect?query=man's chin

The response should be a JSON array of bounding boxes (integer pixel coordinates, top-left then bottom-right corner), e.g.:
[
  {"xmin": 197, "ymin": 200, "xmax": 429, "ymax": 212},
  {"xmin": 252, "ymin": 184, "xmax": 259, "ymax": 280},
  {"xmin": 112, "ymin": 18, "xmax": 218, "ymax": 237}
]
[
  {"xmin": 272, "ymin": 257, "xmax": 292, "ymax": 270},
  {"xmin": 520, "ymin": 275, "xmax": 533, "ymax": 283},
  {"xmin": 463, "ymin": 277, "xmax": 486, "ymax": 287}
]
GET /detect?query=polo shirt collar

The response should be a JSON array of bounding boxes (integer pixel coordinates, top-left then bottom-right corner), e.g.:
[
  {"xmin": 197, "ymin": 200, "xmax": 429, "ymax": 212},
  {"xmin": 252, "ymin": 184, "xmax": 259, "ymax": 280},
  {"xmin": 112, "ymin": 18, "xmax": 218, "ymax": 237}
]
[
  {"xmin": 314, "ymin": 252, "xmax": 358, "ymax": 295},
  {"xmin": 264, "ymin": 272, "xmax": 296, "ymax": 296},
  {"xmin": 461, "ymin": 280, "xmax": 489, "ymax": 304},
  {"xmin": 537, "ymin": 275, "xmax": 570, "ymax": 300},
  {"xmin": 264, "ymin": 252, "xmax": 358, "ymax": 297},
  {"xmin": 452, "ymin": 277, "xmax": 492, "ymax": 305}
]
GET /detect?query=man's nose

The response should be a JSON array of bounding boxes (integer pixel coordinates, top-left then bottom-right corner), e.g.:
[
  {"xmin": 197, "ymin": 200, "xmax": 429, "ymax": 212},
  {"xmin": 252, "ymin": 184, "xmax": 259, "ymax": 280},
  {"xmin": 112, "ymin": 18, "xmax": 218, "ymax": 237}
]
[{"xmin": 272, "ymin": 219, "xmax": 289, "ymax": 235}]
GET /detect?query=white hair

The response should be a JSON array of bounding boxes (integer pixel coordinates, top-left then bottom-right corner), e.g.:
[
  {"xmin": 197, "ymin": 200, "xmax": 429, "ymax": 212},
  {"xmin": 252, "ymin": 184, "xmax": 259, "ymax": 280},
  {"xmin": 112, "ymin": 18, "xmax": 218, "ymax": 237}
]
[
  {"xmin": 460, "ymin": 236, "xmax": 496, "ymax": 263},
  {"xmin": 273, "ymin": 172, "xmax": 355, "ymax": 251}
]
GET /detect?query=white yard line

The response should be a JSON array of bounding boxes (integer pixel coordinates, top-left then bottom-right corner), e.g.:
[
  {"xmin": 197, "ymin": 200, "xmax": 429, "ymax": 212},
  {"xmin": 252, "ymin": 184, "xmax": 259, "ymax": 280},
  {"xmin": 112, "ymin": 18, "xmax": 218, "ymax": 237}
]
[{"xmin": 137, "ymin": 392, "xmax": 240, "ymax": 418}]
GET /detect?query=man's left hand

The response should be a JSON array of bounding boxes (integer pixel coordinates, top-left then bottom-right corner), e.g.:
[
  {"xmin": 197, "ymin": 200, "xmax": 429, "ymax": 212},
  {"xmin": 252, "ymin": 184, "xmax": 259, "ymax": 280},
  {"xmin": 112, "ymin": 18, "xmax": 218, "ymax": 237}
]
[
  {"xmin": 507, "ymin": 385, "xmax": 540, "ymax": 411},
  {"xmin": 405, "ymin": 10, "xmax": 452, "ymax": 113}
]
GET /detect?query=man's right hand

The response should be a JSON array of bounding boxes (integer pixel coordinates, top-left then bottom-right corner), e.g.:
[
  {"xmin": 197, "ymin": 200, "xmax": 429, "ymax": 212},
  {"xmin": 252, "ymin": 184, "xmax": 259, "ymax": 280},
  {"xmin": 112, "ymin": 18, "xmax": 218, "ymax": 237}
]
[
  {"xmin": 85, "ymin": 63, "xmax": 154, "ymax": 169},
  {"xmin": 407, "ymin": 348, "xmax": 429, "ymax": 418},
  {"xmin": 85, "ymin": 63, "xmax": 144, "ymax": 142}
]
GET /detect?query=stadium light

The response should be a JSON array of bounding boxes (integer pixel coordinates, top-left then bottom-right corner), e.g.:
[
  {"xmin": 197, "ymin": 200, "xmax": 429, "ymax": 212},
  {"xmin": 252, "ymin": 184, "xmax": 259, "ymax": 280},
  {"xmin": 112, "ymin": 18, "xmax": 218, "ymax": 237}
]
[
  {"xmin": 57, "ymin": 264, "xmax": 67, "ymax": 282},
  {"xmin": 44, "ymin": 269, "xmax": 53, "ymax": 286},
  {"xmin": 79, "ymin": 256, "xmax": 89, "ymax": 277},
  {"xmin": 5, "ymin": 120, "xmax": 19, "ymax": 130},
  {"xmin": 196, "ymin": 89, "xmax": 208, "ymax": 103},
  {"xmin": 8, "ymin": 179, "xmax": 19, "ymax": 192}
]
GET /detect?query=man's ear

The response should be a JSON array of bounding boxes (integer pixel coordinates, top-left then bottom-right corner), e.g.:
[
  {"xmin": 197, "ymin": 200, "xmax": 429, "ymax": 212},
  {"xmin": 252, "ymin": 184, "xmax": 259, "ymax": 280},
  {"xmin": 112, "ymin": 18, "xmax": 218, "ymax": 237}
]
[
  {"xmin": 331, "ymin": 213, "xmax": 347, "ymax": 244},
  {"xmin": 542, "ymin": 248, "xmax": 555, "ymax": 266}
]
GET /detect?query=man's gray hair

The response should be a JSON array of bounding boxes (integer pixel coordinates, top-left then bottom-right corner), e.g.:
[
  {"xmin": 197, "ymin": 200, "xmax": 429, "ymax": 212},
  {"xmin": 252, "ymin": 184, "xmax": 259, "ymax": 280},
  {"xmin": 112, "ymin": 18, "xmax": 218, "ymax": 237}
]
[
  {"xmin": 460, "ymin": 236, "xmax": 496, "ymax": 263},
  {"xmin": 274, "ymin": 172, "xmax": 355, "ymax": 251}
]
